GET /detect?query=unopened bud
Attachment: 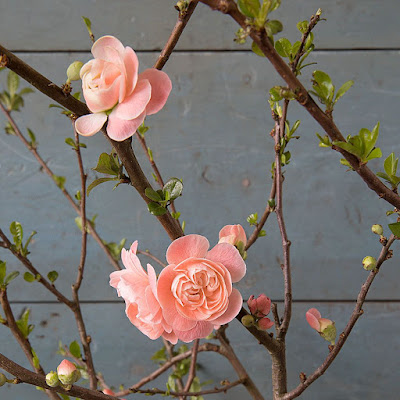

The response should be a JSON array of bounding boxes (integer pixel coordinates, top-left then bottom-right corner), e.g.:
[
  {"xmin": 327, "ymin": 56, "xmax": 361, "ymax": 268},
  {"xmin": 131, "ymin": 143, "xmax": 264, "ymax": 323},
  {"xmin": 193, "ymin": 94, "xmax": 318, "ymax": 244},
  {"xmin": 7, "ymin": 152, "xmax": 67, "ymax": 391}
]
[
  {"xmin": 45, "ymin": 371, "xmax": 59, "ymax": 388},
  {"xmin": 66, "ymin": 61, "xmax": 83, "ymax": 82},
  {"xmin": 371, "ymin": 224, "xmax": 383, "ymax": 236},
  {"xmin": 0, "ymin": 373, "xmax": 7, "ymax": 387},
  {"xmin": 256, "ymin": 317, "xmax": 274, "ymax": 330},
  {"xmin": 362, "ymin": 256, "xmax": 377, "ymax": 271},
  {"xmin": 320, "ymin": 321, "xmax": 337, "ymax": 344},
  {"xmin": 241, "ymin": 314, "xmax": 255, "ymax": 327},
  {"xmin": 57, "ymin": 360, "xmax": 80, "ymax": 386}
]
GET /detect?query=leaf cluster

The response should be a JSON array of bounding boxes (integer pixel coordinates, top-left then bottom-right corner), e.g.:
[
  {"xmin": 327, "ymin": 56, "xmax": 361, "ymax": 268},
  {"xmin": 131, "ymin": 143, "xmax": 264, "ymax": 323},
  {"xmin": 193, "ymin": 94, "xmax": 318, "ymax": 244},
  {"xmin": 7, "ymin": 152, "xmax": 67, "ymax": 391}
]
[
  {"xmin": 0, "ymin": 70, "xmax": 33, "ymax": 113},
  {"xmin": 146, "ymin": 178, "xmax": 183, "ymax": 216},
  {"xmin": 377, "ymin": 153, "xmax": 400, "ymax": 190},
  {"xmin": 9, "ymin": 221, "xmax": 36, "ymax": 257},
  {"xmin": 0, "ymin": 260, "xmax": 20, "ymax": 289}
]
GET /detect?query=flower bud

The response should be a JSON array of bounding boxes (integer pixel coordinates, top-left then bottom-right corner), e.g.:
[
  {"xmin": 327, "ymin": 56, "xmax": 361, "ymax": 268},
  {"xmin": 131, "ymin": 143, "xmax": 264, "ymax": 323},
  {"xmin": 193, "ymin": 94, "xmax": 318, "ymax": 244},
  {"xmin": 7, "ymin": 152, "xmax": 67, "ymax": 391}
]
[
  {"xmin": 241, "ymin": 314, "xmax": 255, "ymax": 327},
  {"xmin": 0, "ymin": 373, "xmax": 7, "ymax": 387},
  {"xmin": 66, "ymin": 61, "xmax": 83, "ymax": 82},
  {"xmin": 256, "ymin": 317, "xmax": 274, "ymax": 330},
  {"xmin": 218, "ymin": 224, "xmax": 247, "ymax": 258},
  {"xmin": 371, "ymin": 224, "xmax": 383, "ymax": 236},
  {"xmin": 103, "ymin": 388, "xmax": 127, "ymax": 400},
  {"xmin": 362, "ymin": 256, "xmax": 377, "ymax": 271},
  {"xmin": 45, "ymin": 371, "xmax": 59, "ymax": 388},
  {"xmin": 57, "ymin": 360, "xmax": 80, "ymax": 386},
  {"xmin": 247, "ymin": 294, "xmax": 272, "ymax": 317}
]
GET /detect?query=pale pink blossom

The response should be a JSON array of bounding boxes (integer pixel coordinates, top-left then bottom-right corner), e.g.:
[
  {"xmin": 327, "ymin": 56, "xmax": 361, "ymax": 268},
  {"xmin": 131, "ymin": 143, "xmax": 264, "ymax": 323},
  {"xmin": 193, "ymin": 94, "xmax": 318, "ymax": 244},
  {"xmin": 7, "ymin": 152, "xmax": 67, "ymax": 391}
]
[
  {"xmin": 218, "ymin": 224, "xmax": 247, "ymax": 247},
  {"xmin": 247, "ymin": 294, "xmax": 272, "ymax": 318},
  {"xmin": 157, "ymin": 234, "xmax": 246, "ymax": 343},
  {"xmin": 257, "ymin": 317, "xmax": 274, "ymax": 330},
  {"xmin": 110, "ymin": 241, "xmax": 178, "ymax": 344},
  {"xmin": 306, "ymin": 308, "xmax": 333, "ymax": 333},
  {"xmin": 57, "ymin": 359, "xmax": 80, "ymax": 385},
  {"xmin": 75, "ymin": 35, "xmax": 172, "ymax": 141}
]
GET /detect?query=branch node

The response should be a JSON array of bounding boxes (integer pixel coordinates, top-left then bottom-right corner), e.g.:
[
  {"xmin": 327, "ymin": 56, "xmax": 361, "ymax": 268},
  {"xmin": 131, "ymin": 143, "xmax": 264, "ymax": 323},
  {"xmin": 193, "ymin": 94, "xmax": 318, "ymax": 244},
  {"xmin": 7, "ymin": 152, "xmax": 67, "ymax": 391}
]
[{"xmin": 0, "ymin": 53, "xmax": 8, "ymax": 67}]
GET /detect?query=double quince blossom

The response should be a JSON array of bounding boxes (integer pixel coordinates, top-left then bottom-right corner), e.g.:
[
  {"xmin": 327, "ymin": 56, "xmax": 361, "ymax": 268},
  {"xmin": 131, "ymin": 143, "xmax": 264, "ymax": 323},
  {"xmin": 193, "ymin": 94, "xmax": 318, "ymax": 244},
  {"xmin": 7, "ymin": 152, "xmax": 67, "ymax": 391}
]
[
  {"xmin": 75, "ymin": 35, "xmax": 172, "ymax": 141},
  {"xmin": 218, "ymin": 224, "xmax": 247, "ymax": 248},
  {"xmin": 157, "ymin": 234, "xmax": 246, "ymax": 342},
  {"xmin": 306, "ymin": 308, "xmax": 337, "ymax": 343},
  {"xmin": 109, "ymin": 241, "xmax": 178, "ymax": 344}
]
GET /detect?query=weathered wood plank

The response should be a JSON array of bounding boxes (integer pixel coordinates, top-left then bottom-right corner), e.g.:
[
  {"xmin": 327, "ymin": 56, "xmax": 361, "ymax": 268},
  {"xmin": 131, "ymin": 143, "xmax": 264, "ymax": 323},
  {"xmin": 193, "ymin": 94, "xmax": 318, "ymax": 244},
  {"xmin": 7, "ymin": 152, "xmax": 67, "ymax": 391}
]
[
  {"xmin": 1, "ymin": 0, "xmax": 399, "ymax": 51},
  {"xmin": 0, "ymin": 302, "xmax": 399, "ymax": 399},
  {"xmin": 0, "ymin": 51, "xmax": 399, "ymax": 302}
]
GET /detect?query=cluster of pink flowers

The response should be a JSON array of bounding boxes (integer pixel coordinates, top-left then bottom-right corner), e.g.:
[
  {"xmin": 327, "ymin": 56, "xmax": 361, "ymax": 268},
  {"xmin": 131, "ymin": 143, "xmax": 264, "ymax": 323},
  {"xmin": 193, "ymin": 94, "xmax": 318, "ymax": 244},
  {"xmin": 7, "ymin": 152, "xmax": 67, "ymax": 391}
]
[
  {"xmin": 247, "ymin": 294, "xmax": 274, "ymax": 330},
  {"xmin": 75, "ymin": 36, "xmax": 172, "ymax": 141},
  {"xmin": 110, "ymin": 226, "xmax": 247, "ymax": 343}
]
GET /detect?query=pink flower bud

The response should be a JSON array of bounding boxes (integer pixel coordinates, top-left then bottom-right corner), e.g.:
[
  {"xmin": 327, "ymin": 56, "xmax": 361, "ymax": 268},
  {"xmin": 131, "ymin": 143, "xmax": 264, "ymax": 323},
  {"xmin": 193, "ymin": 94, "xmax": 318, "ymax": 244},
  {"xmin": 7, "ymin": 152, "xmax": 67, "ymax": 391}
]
[
  {"xmin": 219, "ymin": 224, "xmax": 247, "ymax": 248},
  {"xmin": 247, "ymin": 294, "xmax": 272, "ymax": 317},
  {"xmin": 306, "ymin": 308, "xmax": 336, "ymax": 344},
  {"xmin": 103, "ymin": 388, "xmax": 126, "ymax": 400},
  {"xmin": 57, "ymin": 359, "xmax": 80, "ymax": 385},
  {"xmin": 257, "ymin": 317, "xmax": 274, "ymax": 330}
]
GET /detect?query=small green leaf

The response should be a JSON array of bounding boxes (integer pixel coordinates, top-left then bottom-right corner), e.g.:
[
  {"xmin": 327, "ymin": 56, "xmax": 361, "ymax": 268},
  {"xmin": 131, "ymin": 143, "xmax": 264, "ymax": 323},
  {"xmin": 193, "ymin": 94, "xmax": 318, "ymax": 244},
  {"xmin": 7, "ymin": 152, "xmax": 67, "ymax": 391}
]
[
  {"xmin": 72, "ymin": 92, "xmax": 81, "ymax": 100},
  {"xmin": 266, "ymin": 20, "xmax": 283, "ymax": 35},
  {"xmin": 247, "ymin": 213, "xmax": 258, "ymax": 225},
  {"xmin": 27, "ymin": 128, "xmax": 37, "ymax": 148},
  {"xmin": 171, "ymin": 212, "xmax": 181, "ymax": 219},
  {"xmin": 103, "ymin": 238, "xmax": 126, "ymax": 261},
  {"xmin": 19, "ymin": 87, "xmax": 34, "ymax": 96},
  {"xmin": 163, "ymin": 178, "xmax": 183, "ymax": 201},
  {"xmin": 151, "ymin": 346, "xmax": 167, "ymax": 363},
  {"xmin": 69, "ymin": 341, "xmax": 82, "ymax": 359},
  {"xmin": 82, "ymin": 16, "xmax": 94, "ymax": 39},
  {"xmin": 31, "ymin": 349, "xmax": 40, "ymax": 369},
  {"xmin": 334, "ymin": 80, "xmax": 354, "ymax": 104},
  {"xmin": 138, "ymin": 123, "xmax": 149, "ymax": 137},
  {"xmin": 47, "ymin": 271, "xmax": 58, "ymax": 283},
  {"xmin": 148, "ymin": 202, "xmax": 167, "ymax": 216},
  {"xmin": 237, "ymin": 0, "xmax": 260, "ymax": 18},
  {"xmin": 87, "ymin": 177, "xmax": 119, "ymax": 196},
  {"xmin": 23, "ymin": 272, "xmax": 35, "ymax": 283},
  {"xmin": 53, "ymin": 175, "xmax": 66, "ymax": 190},
  {"xmin": 92, "ymin": 153, "xmax": 120, "ymax": 176},
  {"xmin": 7, "ymin": 71, "xmax": 20, "ymax": 96},
  {"xmin": 10, "ymin": 221, "xmax": 23, "ymax": 249},
  {"xmin": 22, "ymin": 230, "xmax": 37, "ymax": 257},
  {"xmin": 269, "ymin": 86, "xmax": 283, "ymax": 102},
  {"xmin": 75, "ymin": 190, "xmax": 82, "ymax": 201},
  {"xmin": 388, "ymin": 222, "xmax": 400, "ymax": 237},
  {"xmin": 65, "ymin": 137, "xmax": 76, "ymax": 147},
  {"xmin": 5, "ymin": 271, "xmax": 19, "ymax": 286},
  {"xmin": 275, "ymin": 38, "xmax": 292, "ymax": 58},
  {"xmin": 0, "ymin": 261, "xmax": 6, "ymax": 285},
  {"xmin": 145, "ymin": 187, "xmax": 163, "ymax": 202},
  {"xmin": 258, "ymin": 229, "xmax": 267, "ymax": 237},
  {"xmin": 297, "ymin": 20, "xmax": 308, "ymax": 34},
  {"xmin": 251, "ymin": 41, "xmax": 265, "ymax": 57}
]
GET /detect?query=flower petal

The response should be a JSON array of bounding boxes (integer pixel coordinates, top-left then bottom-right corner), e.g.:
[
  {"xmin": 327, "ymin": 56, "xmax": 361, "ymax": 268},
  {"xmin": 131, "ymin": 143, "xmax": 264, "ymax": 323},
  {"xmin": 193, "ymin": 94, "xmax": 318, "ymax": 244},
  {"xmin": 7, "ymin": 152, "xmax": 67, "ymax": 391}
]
[
  {"xmin": 107, "ymin": 110, "xmax": 146, "ymax": 141},
  {"xmin": 123, "ymin": 47, "xmax": 139, "ymax": 98},
  {"xmin": 75, "ymin": 113, "xmax": 107, "ymax": 136},
  {"xmin": 166, "ymin": 234, "xmax": 210, "ymax": 265},
  {"xmin": 306, "ymin": 308, "xmax": 321, "ymax": 331},
  {"xmin": 175, "ymin": 321, "xmax": 214, "ymax": 343},
  {"xmin": 114, "ymin": 79, "xmax": 151, "ymax": 120},
  {"xmin": 91, "ymin": 35, "xmax": 125, "ymax": 59},
  {"xmin": 138, "ymin": 69, "xmax": 172, "ymax": 115},
  {"xmin": 206, "ymin": 243, "xmax": 246, "ymax": 283},
  {"xmin": 211, "ymin": 288, "xmax": 243, "ymax": 325}
]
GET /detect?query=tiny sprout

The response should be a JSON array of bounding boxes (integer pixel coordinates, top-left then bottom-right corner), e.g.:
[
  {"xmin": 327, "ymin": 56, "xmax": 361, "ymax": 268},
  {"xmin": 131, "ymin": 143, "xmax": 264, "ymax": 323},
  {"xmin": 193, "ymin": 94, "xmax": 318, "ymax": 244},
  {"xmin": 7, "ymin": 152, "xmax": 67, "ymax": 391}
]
[
  {"xmin": 362, "ymin": 256, "xmax": 377, "ymax": 271},
  {"xmin": 241, "ymin": 314, "xmax": 255, "ymax": 327}
]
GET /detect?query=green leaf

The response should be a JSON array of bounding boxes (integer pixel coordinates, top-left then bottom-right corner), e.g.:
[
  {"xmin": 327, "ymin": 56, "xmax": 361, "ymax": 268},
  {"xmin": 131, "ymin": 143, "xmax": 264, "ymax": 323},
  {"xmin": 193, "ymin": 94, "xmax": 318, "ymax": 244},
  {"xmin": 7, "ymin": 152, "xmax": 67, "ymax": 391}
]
[
  {"xmin": 47, "ymin": 271, "xmax": 58, "ymax": 283},
  {"xmin": 388, "ymin": 222, "xmax": 400, "ymax": 237},
  {"xmin": 384, "ymin": 153, "xmax": 396, "ymax": 176},
  {"xmin": 16, "ymin": 309, "xmax": 33, "ymax": 338},
  {"xmin": 275, "ymin": 38, "xmax": 292, "ymax": 58},
  {"xmin": 258, "ymin": 229, "xmax": 267, "ymax": 237},
  {"xmin": 145, "ymin": 187, "xmax": 162, "ymax": 202},
  {"xmin": 251, "ymin": 41, "xmax": 265, "ymax": 57},
  {"xmin": 82, "ymin": 16, "xmax": 94, "ymax": 39},
  {"xmin": 92, "ymin": 153, "xmax": 120, "ymax": 176},
  {"xmin": 87, "ymin": 177, "xmax": 119, "ymax": 196},
  {"xmin": 171, "ymin": 212, "xmax": 181, "ymax": 219},
  {"xmin": 365, "ymin": 147, "xmax": 382, "ymax": 162},
  {"xmin": 297, "ymin": 20, "xmax": 308, "ymax": 34},
  {"xmin": 104, "ymin": 238, "xmax": 126, "ymax": 261},
  {"xmin": 151, "ymin": 346, "xmax": 167, "ymax": 363},
  {"xmin": 24, "ymin": 272, "xmax": 35, "ymax": 283},
  {"xmin": 31, "ymin": 348, "xmax": 40, "ymax": 369},
  {"xmin": 148, "ymin": 202, "xmax": 167, "ymax": 216},
  {"xmin": 10, "ymin": 221, "xmax": 23, "ymax": 249},
  {"xmin": 266, "ymin": 20, "xmax": 283, "ymax": 35},
  {"xmin": 22, "ymin": 230, "xmax": 37, "ymax": 257},
  {"xmin": 5, "ymin": 271, "xmax": 19, "ymax": 286},
  {"xmin": 138, "ymin": 123, "xmax": 149, "ymax": 137},
  {"xmin": 334, "ymin": 80, "xmax": 354, "ymax": 104},
  {"xmin": 65, "ymin": 137, "xmax": 76, "ymax": 147},
  {"xmin": 19, "ymin": 88, "xmax": 34, "ymax": 96},
  {"xmin": 247, "ymin": 213, "xmax": 258, "ymax": 226},
  {"xmin": 7, "ymin": 71, "xmax": 19, "ymax": 96},
  {"xmin": 69, "ymin": 341, "xmax": 82, "ymax": 359},
  {"xmin": 0, "ymin": 261, "xmax": 6, "ymax": 285},
  {"xmin": 237, "ymin": 0, "xmax": 260, "ymax": 18},
  {"xmin": 269, "ymin": 86, "xmax": 283, "ymax": 102},
  {"xmin": 163, "ymin": 178, "xmax": 183, "ymax": 201},
  {"xmin": 53, "ymin": 175, "xmax": 66, "ymax": 190},
  {"xmin": 312, "ymin": 70, "xmax": 334, "ymax": 105},
  {"xmin": 27, "ymin": 128, "xmax": 37, "ymax": 148},
  {"xmin": 72, "ymin": 91, "xmax": 81, "ymax": 100}
]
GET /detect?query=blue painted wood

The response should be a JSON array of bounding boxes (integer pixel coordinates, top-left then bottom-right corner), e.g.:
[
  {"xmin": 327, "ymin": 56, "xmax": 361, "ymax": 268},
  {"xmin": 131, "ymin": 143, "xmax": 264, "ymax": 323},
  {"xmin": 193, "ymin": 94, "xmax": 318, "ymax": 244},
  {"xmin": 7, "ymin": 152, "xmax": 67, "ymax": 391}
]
[
  {"xmin": 0, "ymin": 0, "xmax": 399, "ymax": 51},
  {"xmin": 1, "ymin": 302, "xmax": 399, "ymax": 399}
]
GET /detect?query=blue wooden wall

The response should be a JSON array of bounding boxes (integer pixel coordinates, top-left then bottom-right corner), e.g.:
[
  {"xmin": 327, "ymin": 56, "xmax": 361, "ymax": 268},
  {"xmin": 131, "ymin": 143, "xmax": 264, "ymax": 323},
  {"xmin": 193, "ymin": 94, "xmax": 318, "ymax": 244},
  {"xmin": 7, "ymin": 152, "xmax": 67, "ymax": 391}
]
[{"xmin": 0, "ymin": 1, "xmax": 399, "ymax": 399}]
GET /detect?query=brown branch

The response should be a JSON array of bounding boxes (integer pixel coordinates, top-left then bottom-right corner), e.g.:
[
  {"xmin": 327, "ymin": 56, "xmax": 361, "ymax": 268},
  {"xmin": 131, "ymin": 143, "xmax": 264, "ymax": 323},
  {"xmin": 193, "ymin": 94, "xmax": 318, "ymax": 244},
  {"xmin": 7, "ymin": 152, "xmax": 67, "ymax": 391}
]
[
  {"xmin": 182, "ymin": 339, "xmax": 200, "ymax": 399},
  {"xmin": 0, "ymin": 353, "xmax": 119, "ymax": 400},
  {"xmin": 163, "ymin": 338, "xmax": 185, "ymax": 393},
  {"xmin": 115, "ymin": 342, "xmax": 220, "ymax": 397},
  {"xmin": 198, "ymin": 0, "xmax": 400, "ymax": 211},
  {"xmin": 0, "ymin": 228, "xmax": 73, "ymax": 308},
  {"xmin": 137, "ymin": 249, "xmax": 167, "ymax": 268},
  {"xmin": 0, "ymin": 101, "xmax": 121, "ymax": 271},
  {"xmin": 0, "ymin": 290, "xmax": 61, "ymax": 400},
  {"xmin": 281, "ymin": 235, "xmax": 396, "ymax": 399}
]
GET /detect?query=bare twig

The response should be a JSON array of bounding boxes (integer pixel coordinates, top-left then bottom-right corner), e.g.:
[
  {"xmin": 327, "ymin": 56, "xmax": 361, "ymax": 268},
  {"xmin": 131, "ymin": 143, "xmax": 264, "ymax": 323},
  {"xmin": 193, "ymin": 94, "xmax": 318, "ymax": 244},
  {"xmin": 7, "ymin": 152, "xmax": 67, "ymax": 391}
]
[
  {"xmin": 137, "ymin": 249, "xmax": 167, "ymax": 268},
  {"xmin": 182, "ymin": 339, "xmax": 200, "ymax": 399},
  {"xmin": 163, "ymin": 337, "xmax": 185, "ymax": 393},
  {"xmin": 281, "ymin": 235, "xmax": 396, "ymax": 399}
]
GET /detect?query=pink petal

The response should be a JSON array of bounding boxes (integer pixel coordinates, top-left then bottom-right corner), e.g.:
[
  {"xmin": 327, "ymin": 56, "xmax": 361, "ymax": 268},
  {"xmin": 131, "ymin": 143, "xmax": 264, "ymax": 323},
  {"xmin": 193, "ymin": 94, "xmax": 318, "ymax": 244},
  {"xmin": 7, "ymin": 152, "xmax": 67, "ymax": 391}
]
[
  {"xmin": 206, "ymin": 243, "xmax": 246, "ymax": 283},
  {"xmin": 162, "ymin": 330, "xmax": 178, "ymax": 345},
  {"xmin": 130, "ymin": 241, "xmax": 138, "ymax": 255},
  {"xmin": 114, "ymin": 79, "xmax": 151, "ymax": 120},
  {"xmin": 147, "ymin": 263, "xmax": 158, "ymax": 299},
  {"xmin": 258, "ymin": 317, "xmax": 274, "ymax": 330},
  {"xmin": 157, "ymin": 265, "xmax": 197, "ymax": 331},
  {"xmin": 306, "ymin": 308, "xmax": 321, "ymax": 331},
  {"xmin": 91, "ymin": 35, "xmax": 125, "ymax": 59},
  {"xmin": 138, "ymin": 69, "xmax": 172, "ymax": 115},
  {"xmin": 166, "ymin": 235, "xmax": 209, "ymax": 265},
  {"xmin": 123, "ymin": 47, "xmax": 139, "ymax": 98},
  {"xmin": 175, "ymin": 321, "xmax": 214, "ymax": 343},
  {"xmin": 211, "ymin": 288, "xmax": 243, "ymax": 325},
  {"xmin": 75, "ymin": 113, "xmax": 107, "ymax": 136},
  {"xmin": 106, "ymin": 110, "xmax": 146, "ymax": 141}
]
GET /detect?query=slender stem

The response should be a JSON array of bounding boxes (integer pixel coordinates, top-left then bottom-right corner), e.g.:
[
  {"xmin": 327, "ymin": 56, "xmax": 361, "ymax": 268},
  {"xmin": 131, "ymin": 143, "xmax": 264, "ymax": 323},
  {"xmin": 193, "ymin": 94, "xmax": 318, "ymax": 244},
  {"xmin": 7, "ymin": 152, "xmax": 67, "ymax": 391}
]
[
  {"xmin": 281, "ymin": 235, "xmax": 396, "ymax": 399},
  {"xmin": 0, "ymin": 290, "xmax": 61, "ymax": 400},
  {"xmin": 198, "ymin": 0, "xmax": 400, "ymax": 211},
  {"xmin": 137, "ymin": 249, "xmax": 167, "ymax": 268},
  {"xmin": 182, "ymin": 339, "xmax": 200, "ymax": 399},
  {"xmin": 163, "ymin": 338, "xmax": 185, "ymax": 393},
  {"xmin": 0, "ymin": 101, "xmax": 121, "ymax": 271}
]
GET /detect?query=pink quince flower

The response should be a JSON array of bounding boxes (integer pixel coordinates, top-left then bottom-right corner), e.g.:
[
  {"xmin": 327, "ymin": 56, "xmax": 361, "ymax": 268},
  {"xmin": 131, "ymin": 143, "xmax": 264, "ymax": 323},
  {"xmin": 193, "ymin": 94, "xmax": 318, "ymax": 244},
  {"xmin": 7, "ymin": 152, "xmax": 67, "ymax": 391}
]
[
  {"xmin": 257, "ymin": 317, "xmax": 274, "ymax": 330},
  {"xmin": 103, "ymin": 388, "xmax": 126, "ymax": 399},
  {"xmin": 75, "ymin": 35, "xmax": 172, "ymax": 141},
  {"xmin": 306, "ymin": 308, "xmax": 336, "ymax": 343},
  {"xmin": 109, "ymin": 241, "xmax": 178, "ymax": 344},
  {"xmin": 247, "ymin": 294, "xmax": 271, "ymax": 318},
  {"xmin": 218, "ymin": 224, "xmax": 247, "ymax": 247},
  {"xmin": 57, "ymin": 359, "xmax": 80, "ymax": 385},
  {"xmin": 157, "ymin": 234, "xmax": 246, "ymax": 343}
]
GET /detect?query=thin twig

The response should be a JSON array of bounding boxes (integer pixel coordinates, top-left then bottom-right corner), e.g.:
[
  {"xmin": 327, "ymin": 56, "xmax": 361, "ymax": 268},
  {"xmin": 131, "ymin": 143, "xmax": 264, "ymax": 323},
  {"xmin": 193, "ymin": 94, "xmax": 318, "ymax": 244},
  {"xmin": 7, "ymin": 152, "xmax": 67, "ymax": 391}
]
[
  {"xmin": 281, "ymin": 235, "xmax": 396, "ymax": 399},
  {"xmin": 182, "ymin": 339, "xmax": 200, "ymax": 400},
  {"xmin": 137, "ymin": 249, "xmax": 167, "ymax": 268}
]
